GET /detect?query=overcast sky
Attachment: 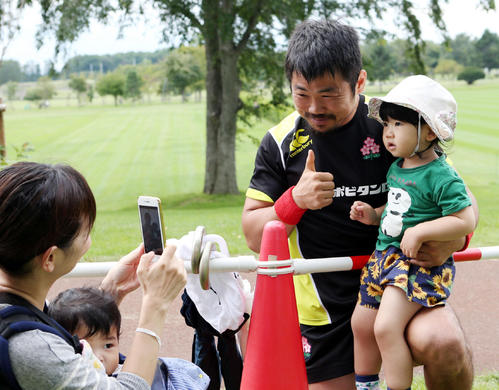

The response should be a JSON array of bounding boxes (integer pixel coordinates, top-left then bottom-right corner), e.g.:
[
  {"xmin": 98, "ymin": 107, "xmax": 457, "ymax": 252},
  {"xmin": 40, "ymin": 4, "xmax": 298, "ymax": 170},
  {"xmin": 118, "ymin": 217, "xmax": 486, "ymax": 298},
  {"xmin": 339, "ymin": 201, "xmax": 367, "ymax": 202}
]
[{"xmin": 3, "ymin": 1, "xmax": 498, "ymax": 72}]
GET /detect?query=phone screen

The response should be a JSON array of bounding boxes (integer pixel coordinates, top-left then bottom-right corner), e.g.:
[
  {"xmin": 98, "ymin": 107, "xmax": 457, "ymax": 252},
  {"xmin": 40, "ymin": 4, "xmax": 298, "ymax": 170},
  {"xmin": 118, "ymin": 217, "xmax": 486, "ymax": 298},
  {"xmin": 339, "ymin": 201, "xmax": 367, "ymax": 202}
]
[{"xmin": 139, "ymin": 205, "xmax": 164, "ymax": 255}]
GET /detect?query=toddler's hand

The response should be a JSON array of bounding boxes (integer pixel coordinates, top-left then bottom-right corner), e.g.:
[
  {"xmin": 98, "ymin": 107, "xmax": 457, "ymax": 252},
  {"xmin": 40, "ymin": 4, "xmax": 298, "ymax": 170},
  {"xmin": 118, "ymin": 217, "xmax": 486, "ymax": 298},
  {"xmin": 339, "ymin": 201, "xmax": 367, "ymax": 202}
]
[
  {"xmin": 350, "ymin": 201, "xmax": 377, "ymax": 225},
  {"xmin": 400, "ymin": 226, "xmax": 423, "ymax": 259}
]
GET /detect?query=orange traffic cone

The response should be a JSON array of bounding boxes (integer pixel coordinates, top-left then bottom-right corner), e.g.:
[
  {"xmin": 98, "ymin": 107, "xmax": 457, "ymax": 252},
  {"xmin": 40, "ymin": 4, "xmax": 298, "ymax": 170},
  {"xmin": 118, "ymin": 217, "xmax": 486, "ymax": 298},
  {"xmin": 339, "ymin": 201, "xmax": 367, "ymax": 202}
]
[{"xmin": 240, "ymin": 220, "xmax": 308, "ymax": 389}]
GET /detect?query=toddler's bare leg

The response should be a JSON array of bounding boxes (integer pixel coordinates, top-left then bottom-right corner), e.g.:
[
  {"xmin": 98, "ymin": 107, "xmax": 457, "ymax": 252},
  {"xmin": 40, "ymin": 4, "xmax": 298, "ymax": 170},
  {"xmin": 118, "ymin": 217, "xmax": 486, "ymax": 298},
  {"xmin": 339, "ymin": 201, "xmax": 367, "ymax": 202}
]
[
  {"xmin": 351, "ymin": 304, "xmax": 381, "ymax": 375},
  {"xmin": 374, "ymin": 286, "xmax": 421, "ymax": 389}
]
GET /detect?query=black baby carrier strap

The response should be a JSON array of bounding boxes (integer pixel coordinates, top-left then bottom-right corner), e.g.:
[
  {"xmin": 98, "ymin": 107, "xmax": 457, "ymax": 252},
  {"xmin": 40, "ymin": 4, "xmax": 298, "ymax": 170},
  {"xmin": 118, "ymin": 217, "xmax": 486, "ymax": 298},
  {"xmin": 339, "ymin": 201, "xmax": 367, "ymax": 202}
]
[{"xmin": 0, "ymin": 292, "xmax": 82, "ymax": 390}]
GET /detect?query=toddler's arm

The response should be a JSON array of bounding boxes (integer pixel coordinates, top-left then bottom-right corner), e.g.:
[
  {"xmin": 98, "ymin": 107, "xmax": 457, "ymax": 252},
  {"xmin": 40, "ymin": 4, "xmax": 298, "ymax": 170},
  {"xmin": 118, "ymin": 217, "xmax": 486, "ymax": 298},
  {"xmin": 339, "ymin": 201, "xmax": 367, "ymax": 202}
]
[
  {"xmin": 401, "ymin": 205, "xmax": 475, "ymax": 259},
  {"xmin": 350, "ymin": 200, "xmax": 385, "ymax": 226}
]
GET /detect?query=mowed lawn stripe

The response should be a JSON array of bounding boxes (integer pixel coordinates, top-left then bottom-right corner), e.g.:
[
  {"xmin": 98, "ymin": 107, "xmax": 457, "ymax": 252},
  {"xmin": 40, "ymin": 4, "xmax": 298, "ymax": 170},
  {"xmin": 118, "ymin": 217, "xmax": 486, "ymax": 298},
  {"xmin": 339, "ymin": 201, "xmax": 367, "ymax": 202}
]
[
  {"xmin": 5, "ymin": 107, "xmax": 105, "ymax": 157},
  {"xmin": 160, "ymin": 103, "xmax": 205, "ymax": 196}
]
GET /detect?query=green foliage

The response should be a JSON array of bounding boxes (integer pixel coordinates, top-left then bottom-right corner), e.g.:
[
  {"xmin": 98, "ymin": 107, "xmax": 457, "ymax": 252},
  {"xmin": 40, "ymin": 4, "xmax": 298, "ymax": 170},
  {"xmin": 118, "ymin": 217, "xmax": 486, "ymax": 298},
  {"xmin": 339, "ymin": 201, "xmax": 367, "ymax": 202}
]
[
  {"xmin": 363, "ymin": 37, "xmax": 395, "ymax": 83},
  {"xmin": 23, "ymin": 88, "xmax": 43, "ymax": 101},
  {"xmin": 475, "ymin": 29, "xmax": 499, "ymax": 69},
  {"xmin": 135, "ymin": 60, "xmax": 164, "ymax": 101},
  {"xmin": 0, "ymin": 142, "xmax": 34, "ymax": 166},
  {"xmin": 68, "ymin": 74, "xmax": 88, "ymax": 104},
  {"xmin": 0, "ymin": 60, "xmax": 45, "ymax": 84},
  {"xmin": 458, "ymin": 67, "xmax": 486, "ymax": 85},
  {"xmin": 68, "ymin": 74, "xmax": 87, "ymax": 94},
  {"xmin": 62, "ymin": 50, "xmax": 171, "ymax": 76},
  {"xmin": 0, "ymin": 60, "xmax": 22, "ymax": 84},
  {"xmin": 447, "ymin": 33, "xmax": 478, "ymax": 67},
  {"xmin": 164, "ymin": 46, "xmax": 204, "ymax": 102},
  {"xmin": 36, "ymin": 76, "xmax": 57, "ymax": 100},
  {"xmin": 87, "ymin": 84, "xmax": 94, "ymax": 102},
  {"xmin": 422, "ymin": 41, "xmax": 442, "ymax": 70},
  {"xmin": 96, "ymin": 72, "xmax": 125, "ymax": 105},
  {"xmin": 23, "ymin": 76, "xmax": 57, "ymax": 102},
  {"xmin": 6, "ymin": 81, "xmax": 17, "ymax": 100},
  {"xmin": 124, "ymin": 69, "xmax": 143, "ymax": 100},
  {"xmin": 434, "ymin": 59, "xmax": 463, "ymax": 77}
]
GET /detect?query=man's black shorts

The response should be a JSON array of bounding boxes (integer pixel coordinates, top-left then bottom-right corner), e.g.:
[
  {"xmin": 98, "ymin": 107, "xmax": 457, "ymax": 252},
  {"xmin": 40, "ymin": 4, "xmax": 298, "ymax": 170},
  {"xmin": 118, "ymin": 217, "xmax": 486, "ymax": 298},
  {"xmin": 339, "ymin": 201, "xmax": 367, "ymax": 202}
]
[{"xmin": 300, "ymin": 314, "xmax": 354, "ymax": 383}]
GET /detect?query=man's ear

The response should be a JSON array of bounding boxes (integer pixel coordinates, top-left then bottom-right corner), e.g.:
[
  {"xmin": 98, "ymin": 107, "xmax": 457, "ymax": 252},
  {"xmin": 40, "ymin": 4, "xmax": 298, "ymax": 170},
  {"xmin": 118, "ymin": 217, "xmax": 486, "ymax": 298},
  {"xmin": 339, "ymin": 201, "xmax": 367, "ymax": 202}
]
[
  {"xmin": 39, "ymin": 246, "xmax": 58, "ymax": 273},
  {"xmin": 356, "ymin": 70, "xmax": 367, "ymax": 94}
]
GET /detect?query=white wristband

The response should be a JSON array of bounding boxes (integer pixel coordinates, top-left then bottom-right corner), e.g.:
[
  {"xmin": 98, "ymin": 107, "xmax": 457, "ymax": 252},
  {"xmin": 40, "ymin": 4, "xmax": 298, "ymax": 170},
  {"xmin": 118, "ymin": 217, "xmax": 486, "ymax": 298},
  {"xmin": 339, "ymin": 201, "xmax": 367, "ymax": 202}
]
[{"xmin": 135, "ymin": 328, "xmax": 161, "ymax": 347}]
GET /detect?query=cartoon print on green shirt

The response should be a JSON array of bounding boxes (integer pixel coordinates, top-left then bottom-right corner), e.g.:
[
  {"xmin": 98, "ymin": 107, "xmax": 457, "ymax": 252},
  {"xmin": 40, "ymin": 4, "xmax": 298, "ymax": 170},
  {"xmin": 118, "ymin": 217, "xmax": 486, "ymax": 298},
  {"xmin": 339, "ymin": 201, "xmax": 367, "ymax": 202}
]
[{"xmin": 381, "ymin": 187, "xmax": 411, "ymax": 237}]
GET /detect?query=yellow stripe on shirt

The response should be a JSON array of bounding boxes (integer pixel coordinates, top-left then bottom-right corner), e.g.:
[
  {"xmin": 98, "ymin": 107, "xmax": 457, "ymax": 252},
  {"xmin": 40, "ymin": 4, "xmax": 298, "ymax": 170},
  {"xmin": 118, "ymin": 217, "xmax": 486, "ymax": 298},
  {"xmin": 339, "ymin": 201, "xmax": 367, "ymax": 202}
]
[
  {"xmin": 245, "ymin": 188, "xmax": 274, "ymax": 203},
  {"xmin": 269, "ymin": 111, "xmax": 300, "ymax": 144},
  {"xmin": 289, "ymin": 229, "xmax": 330, "ymax": 326}
]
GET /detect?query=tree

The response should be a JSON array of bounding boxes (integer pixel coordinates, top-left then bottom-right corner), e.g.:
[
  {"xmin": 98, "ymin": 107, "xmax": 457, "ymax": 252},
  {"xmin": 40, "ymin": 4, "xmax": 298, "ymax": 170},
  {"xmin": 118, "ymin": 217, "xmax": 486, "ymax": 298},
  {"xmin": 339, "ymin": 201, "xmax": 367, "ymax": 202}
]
[
  {"xmin": 87, "ymin": 84, "xmax": 94, "ymax": 103},
  {"xmin": 475, "ymin": 29, "xmax": 499, "ymax": 69},
  {"xmin": 363, "ymin": 37, "xmax": 395, "ymax": 90},
  {"xmin": 24, "ymin": 88, "xmax": 43, "ymax": 102},
  {"xmin": 387, "ymin": 39, "xmax": 416, "ymax": 76},
  {"xmin": 137, "ymin": 60, "xmax": 163, "ymax": 103},
  {"xmin": 6, "ymin": 81, "xmax": 17, "ymax": 100},
  {"xmin": 68, "ymin": 74, "xmax": 87, "ymax": 105},
  {"xmin": 124, "ymin": 69, "xmax": 143, "ymax": 101},
  {"xmin": 96, "ymin": 72, "xmax": 125, "ymax": 105},
  {"xmin": 447, "ymin": 33, "xmax": 478, "ymax": 67},
  {"xmin": 24, "ymin": 0, "xmax": 496, "ymax": 194},
  {"xmin": 24, "ymin": 77, "xmax": 56, "ymax": 104},
  {"xmin": 423, "ymin": 41, "xmax": 442, "ymax": 71},
  {"xmin": 434, "ymin": 59, "xmax": 463, "ymax": 78},
  {"xmin": 21, "ymin": 61, "xmax": 41, "ymax": 82},
  {"xmin": 458, "ymin": 67, "xmax": 485, "ymax": 85},
  {"xmin": 165, "ymin": 46, "xmax": 204, "ymax": 102},
  {"xmin": 0, "ymin": 0, "xmax": 26, "ymax": 65},
  {"xmin": 36, "ymin": 76, "xmax": 56, "ymax": 100},
  {"xmin": 0, "ymin": 59, "xmax": 22, "ymax": 84}
]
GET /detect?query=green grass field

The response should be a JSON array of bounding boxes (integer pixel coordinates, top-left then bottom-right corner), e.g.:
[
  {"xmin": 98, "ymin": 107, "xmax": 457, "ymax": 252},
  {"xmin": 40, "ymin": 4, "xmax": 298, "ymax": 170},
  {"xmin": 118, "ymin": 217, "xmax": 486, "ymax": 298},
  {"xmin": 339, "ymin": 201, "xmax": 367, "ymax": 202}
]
[
  {"xmin": 3, "ymin": 99, "xmax": 276, "ymax": 258},
  {"xmin": 3, "ymin": 79, "xmax": 498, "ymax": 260}
]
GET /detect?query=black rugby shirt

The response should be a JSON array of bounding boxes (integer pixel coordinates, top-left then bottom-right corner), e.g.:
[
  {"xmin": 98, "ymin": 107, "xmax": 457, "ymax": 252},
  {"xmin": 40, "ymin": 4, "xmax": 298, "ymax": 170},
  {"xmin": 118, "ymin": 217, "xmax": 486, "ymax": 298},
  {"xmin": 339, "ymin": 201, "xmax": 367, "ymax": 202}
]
[{"xmin": 246, "ymin": 95, "xmax": 395, "ymax": 325}]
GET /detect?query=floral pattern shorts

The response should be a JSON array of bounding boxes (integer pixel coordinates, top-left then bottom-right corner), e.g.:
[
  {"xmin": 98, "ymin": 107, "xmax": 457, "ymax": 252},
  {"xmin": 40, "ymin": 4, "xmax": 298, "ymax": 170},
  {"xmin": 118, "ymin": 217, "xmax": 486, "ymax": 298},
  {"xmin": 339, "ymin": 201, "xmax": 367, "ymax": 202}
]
[{"xmin": 358, "ymin": 246, "xmax": 455, "ymax": 309}]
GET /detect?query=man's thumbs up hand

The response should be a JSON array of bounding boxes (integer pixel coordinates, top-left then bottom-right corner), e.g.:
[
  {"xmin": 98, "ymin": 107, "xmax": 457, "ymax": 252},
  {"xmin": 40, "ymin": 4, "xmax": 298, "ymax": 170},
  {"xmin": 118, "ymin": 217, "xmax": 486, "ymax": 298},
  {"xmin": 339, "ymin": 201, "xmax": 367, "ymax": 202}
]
[
  {"xmin": 304, "ymin": 149, "xmax": 316, "ymax": 172},
  {"xmin": 292, "ymin": 150, "xmax": 335, "ymax": 210}
]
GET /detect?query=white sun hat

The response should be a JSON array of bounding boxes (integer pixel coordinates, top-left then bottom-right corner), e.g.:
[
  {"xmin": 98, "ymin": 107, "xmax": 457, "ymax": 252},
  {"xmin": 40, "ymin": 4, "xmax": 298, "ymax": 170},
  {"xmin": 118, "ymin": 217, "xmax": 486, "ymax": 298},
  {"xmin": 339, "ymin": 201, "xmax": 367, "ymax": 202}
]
[{"xmin": 368, "ymin": 75, "xmax": 457, "ymax": 143}]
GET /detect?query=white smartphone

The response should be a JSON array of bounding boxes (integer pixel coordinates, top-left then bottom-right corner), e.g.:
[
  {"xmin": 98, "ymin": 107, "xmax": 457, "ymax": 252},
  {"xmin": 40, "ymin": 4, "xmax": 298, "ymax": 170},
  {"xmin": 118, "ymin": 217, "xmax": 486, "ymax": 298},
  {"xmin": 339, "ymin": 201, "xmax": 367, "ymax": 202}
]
[{"xmin": 138, "ymin": 196, "xmax": 165, "ymax": 255}]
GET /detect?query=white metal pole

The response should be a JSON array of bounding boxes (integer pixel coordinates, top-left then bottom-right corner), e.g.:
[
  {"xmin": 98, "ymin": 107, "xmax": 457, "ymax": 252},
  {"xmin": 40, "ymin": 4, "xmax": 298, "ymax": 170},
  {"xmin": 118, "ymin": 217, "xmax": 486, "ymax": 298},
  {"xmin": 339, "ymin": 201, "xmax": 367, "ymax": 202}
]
[{"xmin": 65, "ymin": 246, "xmax": 499, "ymax": 278}]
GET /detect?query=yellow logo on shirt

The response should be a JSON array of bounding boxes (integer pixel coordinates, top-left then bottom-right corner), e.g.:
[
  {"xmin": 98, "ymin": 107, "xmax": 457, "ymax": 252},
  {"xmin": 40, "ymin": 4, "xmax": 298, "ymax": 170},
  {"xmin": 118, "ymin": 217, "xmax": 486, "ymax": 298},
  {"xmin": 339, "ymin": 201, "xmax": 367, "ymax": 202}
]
[{"xmin": 290, "ymin": 129, "xmax": 312, "ymax": 157}]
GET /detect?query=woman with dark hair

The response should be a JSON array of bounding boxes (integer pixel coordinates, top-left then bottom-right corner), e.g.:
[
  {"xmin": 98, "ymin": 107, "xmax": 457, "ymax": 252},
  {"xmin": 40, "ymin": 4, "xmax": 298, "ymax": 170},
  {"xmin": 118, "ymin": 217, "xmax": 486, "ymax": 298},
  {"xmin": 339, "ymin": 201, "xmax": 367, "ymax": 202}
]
[{"xmin": 0, "ymin": 162, "xmax": 187, "ymax": 390}]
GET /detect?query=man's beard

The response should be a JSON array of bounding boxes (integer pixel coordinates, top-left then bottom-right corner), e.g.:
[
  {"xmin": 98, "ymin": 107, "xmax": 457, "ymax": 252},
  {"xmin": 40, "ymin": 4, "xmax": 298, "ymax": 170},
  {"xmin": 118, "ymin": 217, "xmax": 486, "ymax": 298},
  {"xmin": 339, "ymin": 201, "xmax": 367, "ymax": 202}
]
[{"xmin": 304, "ymin": 112, "xmax": 338, "ymax": 134}]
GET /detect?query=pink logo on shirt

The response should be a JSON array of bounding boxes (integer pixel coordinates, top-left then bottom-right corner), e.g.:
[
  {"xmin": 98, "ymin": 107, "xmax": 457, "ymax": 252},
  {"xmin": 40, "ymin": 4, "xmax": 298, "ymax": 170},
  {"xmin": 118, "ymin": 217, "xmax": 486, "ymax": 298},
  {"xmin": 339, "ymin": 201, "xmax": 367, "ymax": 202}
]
[
  {"xmin": 361, "ymin": 137, "xmax": 380, "ymax": 159},
  {"xmin": 302, "ymin": 336, "xmax": 312, "ymax": 360}
]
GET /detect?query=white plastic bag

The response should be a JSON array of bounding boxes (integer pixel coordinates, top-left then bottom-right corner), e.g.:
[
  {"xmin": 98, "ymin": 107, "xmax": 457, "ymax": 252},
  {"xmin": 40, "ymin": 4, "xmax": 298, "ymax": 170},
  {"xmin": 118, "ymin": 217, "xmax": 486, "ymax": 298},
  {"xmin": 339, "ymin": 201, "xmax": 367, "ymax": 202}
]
[{"xmin": 170, "ymin": 232, "xmax": 251, "ymax": 333}]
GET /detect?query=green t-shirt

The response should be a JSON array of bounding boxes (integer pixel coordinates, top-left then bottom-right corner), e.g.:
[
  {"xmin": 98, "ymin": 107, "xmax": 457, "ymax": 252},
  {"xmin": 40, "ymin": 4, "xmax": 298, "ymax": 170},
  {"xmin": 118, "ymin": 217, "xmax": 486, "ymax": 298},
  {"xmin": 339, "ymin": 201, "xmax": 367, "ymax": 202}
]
[{"xmin": 376, "ymin": 155, "xmax": 471, "ymax": 250}]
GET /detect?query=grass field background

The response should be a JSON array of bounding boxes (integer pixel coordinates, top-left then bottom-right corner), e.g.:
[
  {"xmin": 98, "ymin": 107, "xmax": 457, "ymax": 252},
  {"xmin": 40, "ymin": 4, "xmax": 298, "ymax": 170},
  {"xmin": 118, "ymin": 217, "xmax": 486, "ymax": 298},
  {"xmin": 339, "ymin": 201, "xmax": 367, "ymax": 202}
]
[{"xmin": 3, "ymin": 78, "xmax": 498, "ymax": 260}]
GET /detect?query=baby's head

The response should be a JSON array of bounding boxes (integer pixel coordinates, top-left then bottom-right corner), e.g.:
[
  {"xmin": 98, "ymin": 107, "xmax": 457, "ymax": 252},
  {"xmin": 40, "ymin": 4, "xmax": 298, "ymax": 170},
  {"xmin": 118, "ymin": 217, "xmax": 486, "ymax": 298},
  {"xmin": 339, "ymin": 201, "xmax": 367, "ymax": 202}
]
[
  {"xmin": 368, "ymin": 75, "xmax": 457, "ymax": 157},
  {"xmin": 48, "ymin": 287, "xmax": 121, "ymax": 375}
]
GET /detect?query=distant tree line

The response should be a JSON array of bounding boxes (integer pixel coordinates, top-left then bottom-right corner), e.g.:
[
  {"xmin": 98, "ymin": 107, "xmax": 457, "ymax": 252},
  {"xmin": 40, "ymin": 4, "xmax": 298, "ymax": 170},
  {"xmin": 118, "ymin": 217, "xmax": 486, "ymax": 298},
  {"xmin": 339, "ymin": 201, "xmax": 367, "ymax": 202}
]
[
  {"xmin": 61, "ymin": 49, "xmax": 171, "ymax": 76},
  {"xmin": 0, "ymin": 60, "xmax": 42, "ymax": 84},
  {"xmin": 3, "ymin": 45, "xmax": 204, "ymax": 105},
  {"xmin": 3, "ymin": 27, "xmax": 498, "ymax": 104},
  {"xmin": 362, "ymin": 29, "xmax": 499, "ymax": 86},
  {"xmin": 2, "ymin": 28, "xmax": 498, "ymax": 93}
]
